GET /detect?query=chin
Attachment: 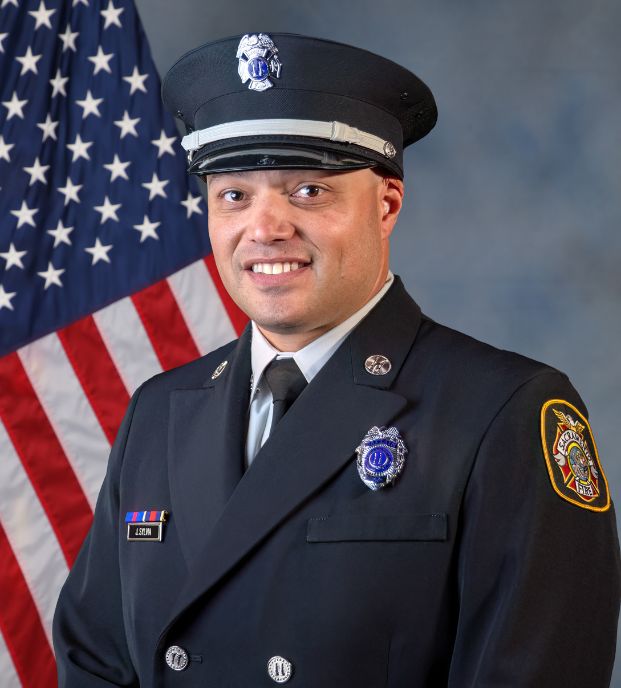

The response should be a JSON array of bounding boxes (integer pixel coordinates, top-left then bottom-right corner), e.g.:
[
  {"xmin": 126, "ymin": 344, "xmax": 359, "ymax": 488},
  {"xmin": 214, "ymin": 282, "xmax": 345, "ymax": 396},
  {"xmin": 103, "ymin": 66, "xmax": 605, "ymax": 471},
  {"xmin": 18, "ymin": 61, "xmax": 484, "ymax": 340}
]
[
  {"xmin": 254, "ymin": 317, "xmax": 307, "ymax": 334},
  {"xmin": 249, "ymin": 302, "xmax": 309, "ymax": 328}
]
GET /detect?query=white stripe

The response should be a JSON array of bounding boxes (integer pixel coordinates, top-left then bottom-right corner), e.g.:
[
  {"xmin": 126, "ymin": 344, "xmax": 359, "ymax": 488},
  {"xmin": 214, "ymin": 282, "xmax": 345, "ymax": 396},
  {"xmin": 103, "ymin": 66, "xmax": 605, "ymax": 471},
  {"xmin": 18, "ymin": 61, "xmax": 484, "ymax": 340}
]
[
  {"xmin": 18, "ymin": 334, "xmax": 110, "ymax": 509},
  {"xmin": 167, "ymin": 260, "xmax": 237, "ymax": 356},
  {"xmin": 181, "ymin": 118, "xmax": 393, "ymax": 158},
  {"xmin": 0, "ymin": 420, "xmax": 69, "ymax": 649},
  {"xmin": 93, "ymin": 297, "xmax": 162, "ymax": 394},
  {"xmin": 0, "ymin": 630, "xmax": 21, "ymax": 688}
]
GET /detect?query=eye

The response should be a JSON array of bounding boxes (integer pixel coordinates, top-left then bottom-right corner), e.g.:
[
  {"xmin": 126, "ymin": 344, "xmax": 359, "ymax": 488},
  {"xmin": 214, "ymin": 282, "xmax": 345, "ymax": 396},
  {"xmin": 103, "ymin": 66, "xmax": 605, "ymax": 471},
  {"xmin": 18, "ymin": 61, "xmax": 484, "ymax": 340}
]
[
  {"xmin": 221, "ymin": 189, "xmax": 245, "ymax": 202},
  {"xmin": 292, "ymin": 184, "xmax": 323, "ymax": 199}
]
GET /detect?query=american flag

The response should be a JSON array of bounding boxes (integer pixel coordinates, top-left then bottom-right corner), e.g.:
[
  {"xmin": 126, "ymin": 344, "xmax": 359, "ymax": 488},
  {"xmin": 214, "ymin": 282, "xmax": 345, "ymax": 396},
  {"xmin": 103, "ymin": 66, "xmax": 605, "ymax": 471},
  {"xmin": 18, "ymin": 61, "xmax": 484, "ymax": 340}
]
[{"xmin": 0, "ymin": 1, "xmax": 246, "ymax": 684}]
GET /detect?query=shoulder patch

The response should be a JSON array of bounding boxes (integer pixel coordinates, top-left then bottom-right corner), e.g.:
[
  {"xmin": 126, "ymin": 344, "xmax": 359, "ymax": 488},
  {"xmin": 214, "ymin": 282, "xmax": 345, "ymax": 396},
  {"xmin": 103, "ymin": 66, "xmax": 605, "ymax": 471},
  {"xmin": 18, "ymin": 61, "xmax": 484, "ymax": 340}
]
[{"xmin": 540, "ymin": 399, "xmax": 610, "ymax": 512}]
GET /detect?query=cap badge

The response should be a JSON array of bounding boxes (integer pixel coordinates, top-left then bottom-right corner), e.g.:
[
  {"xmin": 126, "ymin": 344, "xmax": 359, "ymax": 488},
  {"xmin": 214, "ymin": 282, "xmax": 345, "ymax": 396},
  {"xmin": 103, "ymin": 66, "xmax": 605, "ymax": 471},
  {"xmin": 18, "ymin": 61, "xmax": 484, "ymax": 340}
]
[
  {"xmin": 236, "ymin": 33, "xmax": 282, "ymax": 91},
  {"xmin": 356, "ymin": 426, "xmax": 407, "ymax": 490}
]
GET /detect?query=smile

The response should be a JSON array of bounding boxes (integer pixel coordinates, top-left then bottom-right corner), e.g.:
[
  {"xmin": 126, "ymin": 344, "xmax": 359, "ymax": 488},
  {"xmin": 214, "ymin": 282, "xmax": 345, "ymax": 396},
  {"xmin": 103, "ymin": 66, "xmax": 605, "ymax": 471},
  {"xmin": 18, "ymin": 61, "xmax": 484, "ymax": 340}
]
[{"xmin": 251, "ymin": 262, "xmax": 307, "ymax": 274}]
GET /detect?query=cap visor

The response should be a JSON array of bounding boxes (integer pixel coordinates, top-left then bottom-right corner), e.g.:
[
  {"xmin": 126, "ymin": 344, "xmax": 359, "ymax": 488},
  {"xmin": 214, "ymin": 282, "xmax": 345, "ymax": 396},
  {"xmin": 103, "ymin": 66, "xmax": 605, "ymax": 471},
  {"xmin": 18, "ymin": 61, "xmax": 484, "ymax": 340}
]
[{"xmin": 189, "ymin": 145, "xmax": 376, "ymax": 175}]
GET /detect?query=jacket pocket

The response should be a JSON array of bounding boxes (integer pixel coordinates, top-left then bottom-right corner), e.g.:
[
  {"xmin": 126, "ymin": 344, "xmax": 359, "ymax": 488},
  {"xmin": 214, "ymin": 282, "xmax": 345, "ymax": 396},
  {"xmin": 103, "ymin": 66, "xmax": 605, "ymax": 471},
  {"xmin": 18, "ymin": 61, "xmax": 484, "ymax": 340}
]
[{"xmin": 306, "ymin": 512, "xmax": 447, "ymax": 543}]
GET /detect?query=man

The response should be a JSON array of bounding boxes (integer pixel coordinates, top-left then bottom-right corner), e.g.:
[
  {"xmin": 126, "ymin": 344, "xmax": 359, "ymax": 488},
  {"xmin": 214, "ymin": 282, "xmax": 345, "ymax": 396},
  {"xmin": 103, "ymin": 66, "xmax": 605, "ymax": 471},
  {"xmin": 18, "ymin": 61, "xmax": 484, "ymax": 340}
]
[{"xmin": 53, "ymin": 33, "xmax": 621, "ymax": 687}]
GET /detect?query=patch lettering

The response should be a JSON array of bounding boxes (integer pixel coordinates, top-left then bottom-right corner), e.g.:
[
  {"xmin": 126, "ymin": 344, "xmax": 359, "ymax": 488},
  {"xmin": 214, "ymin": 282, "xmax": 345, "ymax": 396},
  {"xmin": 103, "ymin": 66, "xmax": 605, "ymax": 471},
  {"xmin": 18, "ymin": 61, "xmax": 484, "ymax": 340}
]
[{"xmin": 541, "ymin": 399, "xmax": 610, "ymax": 512}]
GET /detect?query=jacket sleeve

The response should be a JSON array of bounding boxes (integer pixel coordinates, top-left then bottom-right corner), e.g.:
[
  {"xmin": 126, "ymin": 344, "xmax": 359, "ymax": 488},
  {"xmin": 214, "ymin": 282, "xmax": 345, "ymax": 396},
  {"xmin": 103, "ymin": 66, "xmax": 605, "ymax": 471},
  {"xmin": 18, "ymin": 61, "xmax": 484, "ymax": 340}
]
[
  {"xmin": 53, "ymin": 386, "xmax": 144, "ymax": 687},
  {"xmin": 448, "ymin": 371, "xmax": 621, "ymax": 687}
]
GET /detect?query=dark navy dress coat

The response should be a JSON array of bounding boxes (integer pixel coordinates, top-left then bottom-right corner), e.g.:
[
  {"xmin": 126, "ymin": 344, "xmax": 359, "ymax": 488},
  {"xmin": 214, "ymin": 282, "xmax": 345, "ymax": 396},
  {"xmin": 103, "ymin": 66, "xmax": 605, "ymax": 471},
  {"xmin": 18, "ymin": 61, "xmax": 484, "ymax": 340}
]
[{"xmin": 53, "ymin": 277, "xmax": 621, "ymax": 687}]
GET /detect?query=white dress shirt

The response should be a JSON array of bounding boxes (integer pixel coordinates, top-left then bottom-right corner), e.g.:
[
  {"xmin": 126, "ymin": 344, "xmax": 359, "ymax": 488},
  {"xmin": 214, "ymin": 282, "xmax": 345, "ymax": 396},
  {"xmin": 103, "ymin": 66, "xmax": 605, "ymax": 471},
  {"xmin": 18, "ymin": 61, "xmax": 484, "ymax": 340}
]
[{"xmin": 245, "ymin": 272, "xmax": 394, "ymax": 465}]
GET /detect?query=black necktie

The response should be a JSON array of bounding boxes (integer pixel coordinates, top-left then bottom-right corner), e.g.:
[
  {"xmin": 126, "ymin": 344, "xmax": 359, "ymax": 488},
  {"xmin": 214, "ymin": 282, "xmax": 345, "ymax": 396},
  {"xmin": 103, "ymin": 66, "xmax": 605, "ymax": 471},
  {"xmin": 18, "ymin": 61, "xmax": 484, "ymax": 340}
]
[{"xmin": 263, "ymin": 358, "xmax": 307, "ymax": 435}]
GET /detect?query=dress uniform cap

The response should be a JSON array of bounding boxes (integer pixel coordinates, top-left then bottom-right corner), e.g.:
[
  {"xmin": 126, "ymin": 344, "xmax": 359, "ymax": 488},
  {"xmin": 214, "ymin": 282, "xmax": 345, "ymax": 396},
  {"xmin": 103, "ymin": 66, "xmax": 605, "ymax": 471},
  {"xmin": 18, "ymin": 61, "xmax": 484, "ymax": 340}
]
[{"xmin": 161, "ymin": 33, "xmax": 437, "ymax": 178}]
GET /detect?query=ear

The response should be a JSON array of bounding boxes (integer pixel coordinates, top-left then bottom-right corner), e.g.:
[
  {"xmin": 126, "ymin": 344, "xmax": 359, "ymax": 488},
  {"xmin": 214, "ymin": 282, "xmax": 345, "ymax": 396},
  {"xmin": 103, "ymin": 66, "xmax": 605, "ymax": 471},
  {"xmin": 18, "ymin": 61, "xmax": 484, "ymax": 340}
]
[{"xmin": 378, "ymin": 175, "xmax": 404, "ymax": 240}]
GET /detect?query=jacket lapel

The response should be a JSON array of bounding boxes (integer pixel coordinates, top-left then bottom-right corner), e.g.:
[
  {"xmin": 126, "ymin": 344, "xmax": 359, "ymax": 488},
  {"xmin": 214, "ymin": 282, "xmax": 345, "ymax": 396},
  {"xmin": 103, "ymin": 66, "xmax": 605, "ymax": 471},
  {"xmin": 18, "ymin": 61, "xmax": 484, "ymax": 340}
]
[
  {"xmin": 162, "ymin": 278, "xmax": 422, "ymax": 631},
  {"xmin": 167, "ymin": 327, "xmax": 251, "ymax": 566}
]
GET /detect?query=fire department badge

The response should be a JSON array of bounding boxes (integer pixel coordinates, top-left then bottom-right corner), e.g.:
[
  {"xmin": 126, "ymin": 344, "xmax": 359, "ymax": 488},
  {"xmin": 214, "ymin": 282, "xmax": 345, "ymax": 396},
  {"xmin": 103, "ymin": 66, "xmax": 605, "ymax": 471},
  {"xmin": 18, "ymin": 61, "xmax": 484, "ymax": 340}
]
[
  {"xmin": 236, "ymin": 33, "xmax": 282, "ymax": 91},
  {"xmin": 540, "ymin": 399, "xmax": 610, "ymax": 512},
  {"xmin": 356, "ymin": 426, "xmax": 407, "ymax": 491}
]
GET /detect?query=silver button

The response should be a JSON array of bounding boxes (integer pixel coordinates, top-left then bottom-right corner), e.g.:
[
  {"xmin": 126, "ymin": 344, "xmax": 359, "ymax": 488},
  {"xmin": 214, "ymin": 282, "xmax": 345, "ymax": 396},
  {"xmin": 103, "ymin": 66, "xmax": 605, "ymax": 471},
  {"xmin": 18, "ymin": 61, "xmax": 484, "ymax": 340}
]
[
  {"xmin": 267, "ymin": 655, "xmax": 292, "ymax": 683},
  {"xmin": 383, "ymin": 141, "xmax": 397, "ymax": 158},
  {"xmin": 165, "ymin": 645, "xmax": 189, "ymax": 671},
  {"xmin": 364, "ymin": 354, "xmax": 392, "ymax": 376}
]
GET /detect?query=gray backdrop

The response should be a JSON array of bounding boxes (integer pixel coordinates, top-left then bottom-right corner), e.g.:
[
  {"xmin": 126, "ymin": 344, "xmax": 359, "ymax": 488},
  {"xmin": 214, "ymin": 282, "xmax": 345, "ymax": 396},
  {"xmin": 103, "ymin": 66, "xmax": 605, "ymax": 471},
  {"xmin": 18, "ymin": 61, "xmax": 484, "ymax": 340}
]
[{"xmin": 135, "ymin": 0, "xmax": 621, "ymax": 680}]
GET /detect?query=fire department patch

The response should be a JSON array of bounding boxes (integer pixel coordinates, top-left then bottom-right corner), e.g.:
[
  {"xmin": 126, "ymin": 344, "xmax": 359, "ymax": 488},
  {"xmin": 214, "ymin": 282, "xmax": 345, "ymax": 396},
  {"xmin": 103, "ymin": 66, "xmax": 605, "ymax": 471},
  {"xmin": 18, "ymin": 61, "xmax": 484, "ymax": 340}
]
[{"xmin": 540, "ymin": 399, "xmax": 610, "ymax": 512}]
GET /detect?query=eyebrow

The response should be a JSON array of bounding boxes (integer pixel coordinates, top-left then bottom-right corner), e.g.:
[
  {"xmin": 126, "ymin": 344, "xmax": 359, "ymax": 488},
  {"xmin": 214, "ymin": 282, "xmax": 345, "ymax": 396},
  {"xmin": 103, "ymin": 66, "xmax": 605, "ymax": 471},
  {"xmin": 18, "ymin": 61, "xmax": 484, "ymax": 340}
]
[{"xmin": 207, "ymin": 172, "xmax": 246, "ymax": 183}]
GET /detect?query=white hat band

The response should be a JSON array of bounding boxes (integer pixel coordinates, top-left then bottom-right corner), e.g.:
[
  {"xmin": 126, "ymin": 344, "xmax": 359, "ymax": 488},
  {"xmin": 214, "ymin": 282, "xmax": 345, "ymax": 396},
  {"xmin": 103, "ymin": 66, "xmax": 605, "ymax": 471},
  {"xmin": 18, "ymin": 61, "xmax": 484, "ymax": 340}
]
[{"xmin": 181, "ymin": 119, "xmax": 396, "ymax": 159}]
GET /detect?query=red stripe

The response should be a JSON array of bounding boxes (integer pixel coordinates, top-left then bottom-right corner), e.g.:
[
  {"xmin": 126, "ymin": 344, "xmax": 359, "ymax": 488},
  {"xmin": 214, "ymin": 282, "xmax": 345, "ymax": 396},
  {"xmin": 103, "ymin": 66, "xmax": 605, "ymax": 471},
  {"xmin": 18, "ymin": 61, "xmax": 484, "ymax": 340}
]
[
  {"xmin": 150, "ymin": 510, "xmax": 157, "ymax": 521},
  {"xmin": 0, "ymin": 524, "xmax": 57, "ymax": 686},
  {"xmin": 0, "ymin": 354, "xmax": 93, "ymax": 566},
  {"xmin": 204, "ymin": 255, "xmax": 249, "ymax": 336},
  {"xmin": 58, "ymin": 315, "xmax": 131, "ymax": 444},
  {"xmin": 131, "ymin": 279, "xmax": 201, "ymax": 371},
  {"xmin": 132, "ymin": 513, "xmax": 138, "ymax": 522}
]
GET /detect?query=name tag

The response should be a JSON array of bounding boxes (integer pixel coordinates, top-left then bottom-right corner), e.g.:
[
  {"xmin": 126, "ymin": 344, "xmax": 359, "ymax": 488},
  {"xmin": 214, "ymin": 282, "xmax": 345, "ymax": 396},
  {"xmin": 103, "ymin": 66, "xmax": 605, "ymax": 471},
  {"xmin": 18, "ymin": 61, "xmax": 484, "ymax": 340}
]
[
  {"xmin": 125, "ymin": 509, "xmax": 168, "ymax": 542},
  {"xmin": 127, "ymin": 522, "xmax": 163, "ymax": 541}
]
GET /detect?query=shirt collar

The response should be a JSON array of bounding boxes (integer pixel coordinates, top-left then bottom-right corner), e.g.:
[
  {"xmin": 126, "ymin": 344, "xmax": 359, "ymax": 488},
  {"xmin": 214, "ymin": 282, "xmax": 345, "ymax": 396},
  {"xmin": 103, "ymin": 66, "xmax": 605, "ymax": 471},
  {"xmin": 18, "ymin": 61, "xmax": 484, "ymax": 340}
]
[{"xmin": 250, "ymin": 271, "xmax": 394, "ymax": 400}]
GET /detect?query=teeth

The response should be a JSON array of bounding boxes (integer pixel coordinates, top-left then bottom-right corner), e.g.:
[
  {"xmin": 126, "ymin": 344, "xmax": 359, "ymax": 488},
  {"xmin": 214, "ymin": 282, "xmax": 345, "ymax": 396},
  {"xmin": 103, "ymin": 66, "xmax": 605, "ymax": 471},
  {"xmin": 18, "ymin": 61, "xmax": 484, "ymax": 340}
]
[{"xmin": 251, "ymin": 262, "xmax": 305, "ymax": 274}]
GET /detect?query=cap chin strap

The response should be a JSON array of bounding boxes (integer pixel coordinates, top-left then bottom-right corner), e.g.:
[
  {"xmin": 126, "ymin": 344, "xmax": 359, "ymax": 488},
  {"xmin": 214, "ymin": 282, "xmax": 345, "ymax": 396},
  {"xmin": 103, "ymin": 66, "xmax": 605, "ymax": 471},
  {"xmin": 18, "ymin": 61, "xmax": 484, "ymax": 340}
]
[{"xmin": 181, "ymin": 119, "xmax": 396, "ymax": 160}]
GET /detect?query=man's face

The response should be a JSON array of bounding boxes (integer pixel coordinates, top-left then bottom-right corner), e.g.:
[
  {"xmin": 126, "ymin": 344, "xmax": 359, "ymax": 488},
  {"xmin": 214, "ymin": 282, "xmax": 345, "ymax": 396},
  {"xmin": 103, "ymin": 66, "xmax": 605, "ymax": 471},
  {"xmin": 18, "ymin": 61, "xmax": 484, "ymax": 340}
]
[{"xmin": 206, "ymin": 167, "xmax": 403, "ymax": 349}]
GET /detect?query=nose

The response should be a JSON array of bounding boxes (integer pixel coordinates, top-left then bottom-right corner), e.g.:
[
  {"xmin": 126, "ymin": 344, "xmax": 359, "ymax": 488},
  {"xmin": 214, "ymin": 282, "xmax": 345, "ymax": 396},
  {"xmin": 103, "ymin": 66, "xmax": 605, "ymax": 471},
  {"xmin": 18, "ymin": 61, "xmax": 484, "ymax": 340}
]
[{"xmin": 246, "ymin": 192, "xmax": 295, "ymax": 244}]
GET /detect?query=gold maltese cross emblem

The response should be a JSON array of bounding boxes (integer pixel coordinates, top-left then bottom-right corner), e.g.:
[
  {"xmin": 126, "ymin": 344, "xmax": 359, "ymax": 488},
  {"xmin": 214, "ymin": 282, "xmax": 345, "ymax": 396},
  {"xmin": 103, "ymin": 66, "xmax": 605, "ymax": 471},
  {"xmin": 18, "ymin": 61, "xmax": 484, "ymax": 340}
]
[{"xmin": 540, "ymin": 399, "xmax": 610, "ymax": 511}]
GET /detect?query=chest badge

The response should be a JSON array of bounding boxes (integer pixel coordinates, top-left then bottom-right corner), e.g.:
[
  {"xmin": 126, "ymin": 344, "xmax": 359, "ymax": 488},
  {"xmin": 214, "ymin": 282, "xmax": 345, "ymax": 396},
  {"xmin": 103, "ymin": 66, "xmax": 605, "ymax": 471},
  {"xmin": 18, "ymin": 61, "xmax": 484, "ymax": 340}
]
[
  {"xmin": 125, "ymin": 509, "xmax": 168, "ymax": 541},
  {"xmin": 236, "ymin": 33, "xmax": 282, "ymax": 91},
  {"xmin": 356, "ymin": 426, "xmax": 407, "ymax": 491}
]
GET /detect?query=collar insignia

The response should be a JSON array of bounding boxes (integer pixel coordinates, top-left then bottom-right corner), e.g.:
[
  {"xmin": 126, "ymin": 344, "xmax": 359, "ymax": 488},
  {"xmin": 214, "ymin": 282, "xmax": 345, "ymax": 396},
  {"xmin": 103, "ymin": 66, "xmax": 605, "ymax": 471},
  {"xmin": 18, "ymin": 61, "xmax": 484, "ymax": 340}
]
[
  {"xmin": 211, "ymin": 360, "xmax": 228, "ymax": 379},
  {"xmin": 364, "ymin": 354, "xmax": 392, "ymax": 376}
]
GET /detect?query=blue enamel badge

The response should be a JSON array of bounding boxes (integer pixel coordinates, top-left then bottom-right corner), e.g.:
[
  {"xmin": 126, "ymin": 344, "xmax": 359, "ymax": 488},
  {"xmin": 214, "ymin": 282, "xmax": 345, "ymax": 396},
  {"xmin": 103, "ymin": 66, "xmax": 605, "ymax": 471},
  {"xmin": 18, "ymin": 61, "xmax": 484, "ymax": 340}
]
[
  {"xmin": 356, "ymin": 426, "xmax": 407, "ymax": 490},
  {"xmin": 236, "ymin": 33, "xmax": 282, "ymax": 92}
]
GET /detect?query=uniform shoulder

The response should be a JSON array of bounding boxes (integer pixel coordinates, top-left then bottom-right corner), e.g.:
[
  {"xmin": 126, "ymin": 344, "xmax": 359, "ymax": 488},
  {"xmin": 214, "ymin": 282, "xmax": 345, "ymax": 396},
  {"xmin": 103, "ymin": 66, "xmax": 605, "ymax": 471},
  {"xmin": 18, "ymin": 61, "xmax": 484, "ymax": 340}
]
[
  {"xmin": 405, "ymin": 315, "xmax": 575, "ymax": 426},
  {"xmin": 417, "ymin": 314, "xmax": 563, "ymax": 386}
]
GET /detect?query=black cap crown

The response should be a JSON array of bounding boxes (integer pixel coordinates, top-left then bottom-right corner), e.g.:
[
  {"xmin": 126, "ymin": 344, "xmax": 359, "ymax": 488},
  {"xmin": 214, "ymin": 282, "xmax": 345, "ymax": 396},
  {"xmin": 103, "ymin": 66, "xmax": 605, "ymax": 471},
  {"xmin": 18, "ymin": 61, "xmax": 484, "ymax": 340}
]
[{"xmin": 162, "ymin": 33, "xmax": 437, "ymax": 179}]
